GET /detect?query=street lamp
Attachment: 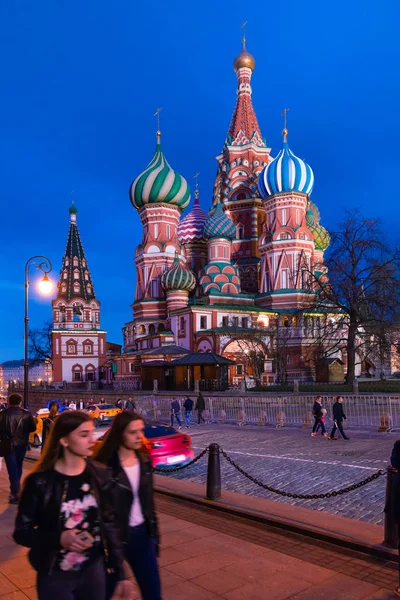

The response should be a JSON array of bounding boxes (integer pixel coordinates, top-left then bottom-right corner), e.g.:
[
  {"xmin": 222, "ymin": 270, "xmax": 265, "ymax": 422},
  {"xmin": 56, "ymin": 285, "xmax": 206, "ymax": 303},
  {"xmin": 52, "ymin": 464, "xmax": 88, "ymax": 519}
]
[{"xmin": 24, "ymin": 256, "xmax": 53, "ymax": 409}]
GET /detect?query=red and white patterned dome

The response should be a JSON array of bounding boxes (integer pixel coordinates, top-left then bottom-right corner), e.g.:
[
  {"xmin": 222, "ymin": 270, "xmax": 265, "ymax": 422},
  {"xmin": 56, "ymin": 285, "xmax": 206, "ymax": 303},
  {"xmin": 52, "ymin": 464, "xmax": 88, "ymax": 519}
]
[{"xmin": 177, "ymin": 191, "xmax": 208, "ymax": 244}]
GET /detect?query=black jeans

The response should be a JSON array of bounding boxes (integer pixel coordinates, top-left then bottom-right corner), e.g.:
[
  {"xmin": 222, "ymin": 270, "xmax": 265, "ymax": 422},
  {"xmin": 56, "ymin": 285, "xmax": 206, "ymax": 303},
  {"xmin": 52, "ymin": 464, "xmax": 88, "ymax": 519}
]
[
  {"xmin": 330, "ymin": 420, "xmax": 348, "ymax": 439},
  {"xmin": 312, "ymin": 417, "xmax": 325, "ymax": 434},
  {"xmin": 197, "ymin": 409, "xmax": 205, "ymax": 424},
  {"xmin": 5, "ymin": 444, "xmax": 27, "ymax": 496},
  {"xmin": 108, "ymin": 523, "xmax": 161, "ymax": 600},
  {"xmin": 37, "ymin": 557, "xmax": 106, "ymax": 600}
]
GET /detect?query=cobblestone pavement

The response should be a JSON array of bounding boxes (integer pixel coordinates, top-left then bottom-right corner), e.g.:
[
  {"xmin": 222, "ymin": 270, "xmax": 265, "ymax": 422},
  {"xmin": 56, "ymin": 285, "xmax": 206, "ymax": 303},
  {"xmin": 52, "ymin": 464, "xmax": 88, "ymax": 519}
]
[{"xmin": 158, "ymin": 422, "xmax": 398, "ymax": 525}]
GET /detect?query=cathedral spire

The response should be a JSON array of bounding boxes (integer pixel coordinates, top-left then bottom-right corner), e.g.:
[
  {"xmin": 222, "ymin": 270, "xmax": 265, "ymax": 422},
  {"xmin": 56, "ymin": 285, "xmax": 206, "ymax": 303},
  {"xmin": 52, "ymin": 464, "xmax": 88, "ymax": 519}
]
[
  {"xmin": 226, "ymin": 40, "xmax": 264, "ymax": 148},
  {"xmin": 57, "ymin": 204, "xmax": 96, "ymax": 303}
]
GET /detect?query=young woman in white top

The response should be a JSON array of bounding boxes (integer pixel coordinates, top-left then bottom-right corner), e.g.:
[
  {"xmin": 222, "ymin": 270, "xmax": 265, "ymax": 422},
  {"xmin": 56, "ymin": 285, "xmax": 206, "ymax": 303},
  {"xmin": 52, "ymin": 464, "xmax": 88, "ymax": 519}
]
[{"xmin": 94, "ymin": 412, "xmax": 161, "ymax": 600}]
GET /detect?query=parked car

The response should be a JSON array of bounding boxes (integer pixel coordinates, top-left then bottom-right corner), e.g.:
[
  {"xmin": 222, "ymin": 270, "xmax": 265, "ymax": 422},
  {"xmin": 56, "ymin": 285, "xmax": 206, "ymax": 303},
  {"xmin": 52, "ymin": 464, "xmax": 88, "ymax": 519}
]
[
  {"xmin": 84, "ymin": 403, "xmax": 121, "ymax": 426},
  {"xmin": 97, "ymin": 424, "xmax": 194, "ymax": 468}
]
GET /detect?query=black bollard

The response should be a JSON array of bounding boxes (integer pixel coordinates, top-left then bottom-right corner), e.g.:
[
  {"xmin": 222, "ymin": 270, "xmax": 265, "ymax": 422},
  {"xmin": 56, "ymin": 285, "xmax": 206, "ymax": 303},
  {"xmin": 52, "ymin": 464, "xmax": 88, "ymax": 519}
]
[
  {"xmin": 383, "ymin": 465, "xmax": 398, "ymax": 548},
  {"xmin": 206, "ymin": 443, "xmax": 221, "ymax": 501}
]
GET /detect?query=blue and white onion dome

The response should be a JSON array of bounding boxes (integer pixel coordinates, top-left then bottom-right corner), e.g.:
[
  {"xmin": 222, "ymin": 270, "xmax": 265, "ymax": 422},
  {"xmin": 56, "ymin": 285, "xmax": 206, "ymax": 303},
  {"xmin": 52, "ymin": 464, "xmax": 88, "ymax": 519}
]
[
  {"xmin": 203, "ymin": 200, "xmax": 236, "ymax": 240},
  {"xmin": 161, "ymin": 254, "xmax": 196, "ymax": 292},
  {"xmin": 258, "ymin": 130, "xmax": 314, "ymax": 198},
  {"xmin": 130, "ymin": 131, "xmax": 190, "ymax": 211}
]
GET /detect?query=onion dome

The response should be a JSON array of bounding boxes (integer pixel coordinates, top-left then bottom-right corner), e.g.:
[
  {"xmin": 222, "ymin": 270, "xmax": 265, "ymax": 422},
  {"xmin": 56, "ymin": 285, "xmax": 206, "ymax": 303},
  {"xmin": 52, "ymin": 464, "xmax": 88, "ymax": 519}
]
[
  {"xmin": 161, "ymin": 254, "xmax": 196, "ymax": 292},
  {"xmin": 234, "ymin": 39, "xmax": 255, "ymax": 72},
  {"xmin": 309, "ymin": 222, "xmax": 330, "ymax": 251},
  {"xmin": 69, "ymin": 202, "xmax": 77, "ymax": 215},
  {"xmin": 130, "ymin": 132, "xmax": 190, "ymax": 211},
  {"xmin": 258, "ymin": 131, "xmax": 314, "ymax": 198},
  {"xmin": 177, "ymin": 190, "xmax": 208, "ymax": 243},
  {"xmin": 203, "ymin": 201, "xmax": 236, "ymax": 240},
  {"xmin": 305, "ymin": 200, "xmax": 320, "ymax": 227}
]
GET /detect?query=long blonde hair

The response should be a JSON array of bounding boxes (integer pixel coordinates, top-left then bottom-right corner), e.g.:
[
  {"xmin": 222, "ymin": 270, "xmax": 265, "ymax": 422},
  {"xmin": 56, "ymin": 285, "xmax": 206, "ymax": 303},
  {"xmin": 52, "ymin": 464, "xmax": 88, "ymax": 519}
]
[{"xmin": 35, "ymin": 410, "xmax": 93, "ymax": 473}]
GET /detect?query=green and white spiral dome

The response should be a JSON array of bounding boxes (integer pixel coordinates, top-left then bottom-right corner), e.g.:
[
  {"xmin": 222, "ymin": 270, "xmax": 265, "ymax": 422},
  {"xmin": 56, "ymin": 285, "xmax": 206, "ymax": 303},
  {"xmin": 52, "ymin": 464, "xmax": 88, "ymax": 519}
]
[{"xmin": 130, "ymin": 132, "xmax": 190, "ymax": 211}]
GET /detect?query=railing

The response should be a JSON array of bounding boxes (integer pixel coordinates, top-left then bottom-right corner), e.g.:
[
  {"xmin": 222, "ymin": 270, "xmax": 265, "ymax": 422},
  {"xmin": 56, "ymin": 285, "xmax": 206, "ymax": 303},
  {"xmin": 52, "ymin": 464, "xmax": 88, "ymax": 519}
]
[{"xmin": 134, "ymin": 394, "xmax": 400, "ymax": 430}]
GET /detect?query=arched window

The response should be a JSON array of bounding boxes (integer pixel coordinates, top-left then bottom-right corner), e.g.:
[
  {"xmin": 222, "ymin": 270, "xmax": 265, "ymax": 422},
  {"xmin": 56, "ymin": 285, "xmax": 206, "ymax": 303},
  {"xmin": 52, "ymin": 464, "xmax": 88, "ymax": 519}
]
[
  {"xmin": 61, "ymin": 283, "xmax": 67, "ymax": 293},
  {"xmin": 149, "ymin": 324, "xmax": 155, "ymax": 335},
  {"xmin": 282, "ymin": 317, "xmax": 289, "ymax": 328},
  {"xmin": 73, "ymin": 282, "xmax": 80, "ymax": 293},
  {"xmin": 236, "ymin": 192, "xmax": 246, "ymax": 201},
  {"xmin": 236, "ymin": 224, "xmax": 244, "ymax": 240},
  {"xmin": 73, "ymin": 257, "xmax": 79, "ymax": 267},
  {"xmin": 139, "ymin": 325, "xmax": 146, "ymax": 335}
]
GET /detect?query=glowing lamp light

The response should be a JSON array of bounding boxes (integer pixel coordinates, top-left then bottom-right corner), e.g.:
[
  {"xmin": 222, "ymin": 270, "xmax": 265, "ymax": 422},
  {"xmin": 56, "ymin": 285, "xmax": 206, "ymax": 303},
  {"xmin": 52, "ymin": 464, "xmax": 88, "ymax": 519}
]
[{"xmin": 38, "ymin": 274, "xmax": 53, "ymax": 295}]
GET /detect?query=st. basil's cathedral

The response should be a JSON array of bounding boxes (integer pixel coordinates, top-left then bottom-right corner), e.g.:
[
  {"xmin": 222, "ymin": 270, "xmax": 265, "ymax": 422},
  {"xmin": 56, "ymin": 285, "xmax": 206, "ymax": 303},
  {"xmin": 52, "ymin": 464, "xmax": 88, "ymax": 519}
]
[{"xmin": 51, "ymin": 40, "xmax": 337, "ymax": 390}]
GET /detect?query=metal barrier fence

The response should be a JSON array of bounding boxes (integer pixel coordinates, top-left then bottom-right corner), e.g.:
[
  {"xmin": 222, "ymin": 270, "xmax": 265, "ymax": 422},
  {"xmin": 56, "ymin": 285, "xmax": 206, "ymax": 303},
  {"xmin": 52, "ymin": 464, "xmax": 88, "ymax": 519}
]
[{"xmin": 133, "ymin": 394, "xmax": 400, "ymax": 430}]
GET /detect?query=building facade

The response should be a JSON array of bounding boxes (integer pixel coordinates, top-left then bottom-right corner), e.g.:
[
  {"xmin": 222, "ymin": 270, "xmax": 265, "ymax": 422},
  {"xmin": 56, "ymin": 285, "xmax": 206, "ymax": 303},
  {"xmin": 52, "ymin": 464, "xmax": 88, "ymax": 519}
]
[
  {"xmin": 0, "ymin": 360, "xmax": 52, "ymax": 390},
  {"xmin": 51, "ymin": 205, "xmax": 107, "ymax": 383},
  {"xmin": 114, "ymin": 41, "xmax": 341, "ymax": 389}
]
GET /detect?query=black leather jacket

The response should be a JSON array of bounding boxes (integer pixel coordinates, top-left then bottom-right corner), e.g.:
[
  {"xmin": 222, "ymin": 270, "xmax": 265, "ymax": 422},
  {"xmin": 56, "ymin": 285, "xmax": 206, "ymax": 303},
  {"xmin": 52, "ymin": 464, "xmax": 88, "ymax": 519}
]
[
  {"xmin": 13, "ymin": 461, "xmax": 126, "ymax": 579},
  {"xmin": 104, "ymin": 450, "xmax": 159, "ymax": 545},
  {"xmin": 0, "ymin": 406, "xmax": 36, "ymax": 446}
]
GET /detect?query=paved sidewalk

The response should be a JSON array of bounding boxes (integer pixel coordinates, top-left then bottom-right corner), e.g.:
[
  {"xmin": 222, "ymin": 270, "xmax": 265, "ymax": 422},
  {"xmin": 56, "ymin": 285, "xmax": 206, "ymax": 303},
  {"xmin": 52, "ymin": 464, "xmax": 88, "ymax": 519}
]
[{"xmin": 0, "ymin": 459, "xmax": 398, "ymax": 599}]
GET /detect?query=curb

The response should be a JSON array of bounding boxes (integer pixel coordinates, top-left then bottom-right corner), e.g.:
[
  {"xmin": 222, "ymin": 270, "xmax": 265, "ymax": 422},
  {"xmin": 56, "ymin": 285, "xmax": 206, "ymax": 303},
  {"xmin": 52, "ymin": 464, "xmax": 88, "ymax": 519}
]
[{"xmin": 154, "ymin": 485, "xmax": 398, "ymax": 564}]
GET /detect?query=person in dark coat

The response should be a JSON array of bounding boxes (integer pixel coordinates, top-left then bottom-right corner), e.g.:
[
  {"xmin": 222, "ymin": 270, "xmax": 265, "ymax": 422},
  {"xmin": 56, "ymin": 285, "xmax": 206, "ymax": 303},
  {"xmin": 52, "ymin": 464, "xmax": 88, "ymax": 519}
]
[
  {"xmin": 311, "ymin": 396, "xmax": 327, "ymax": 437},
  {"xmin": 195, "ymin": 393, "xmax": 206, "ymax": 425},
  {"xmin": 41, "ymin": 401, "xmax": 59, "ymax": 453},
  {"xmin": 0, "ymin": 394, "xmax": 36, "ymax": 503},
  {"xmin": 329, "ymin": 396, "xmax": 349, "ymax": 440},
  {"xmin": 183, "ymin": 397, "xmax": 193, "ymax": 428},
  {"xmin": 170, "ymin": 399, "xmax": 182, "ymax": 428}
]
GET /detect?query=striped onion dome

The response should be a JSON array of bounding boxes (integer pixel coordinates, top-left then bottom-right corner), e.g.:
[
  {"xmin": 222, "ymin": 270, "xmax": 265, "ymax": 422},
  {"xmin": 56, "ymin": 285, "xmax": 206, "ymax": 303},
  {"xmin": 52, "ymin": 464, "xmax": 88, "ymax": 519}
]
[
  {"xmin": 177, "ymin": 190, "xmax": 208, "ymax": 243},
  {"xmin": 309, "ymin": 222, "xmax": 330, "ymax": 251},
  {"xmin": 161, "ymin": 254, "xmax": 196, "ymax": 292},
  {"xmin": 130, "ymin": 132, "xmax": 190, "ymax": 211},
  {"xmin": 305, "ymin": 200, "xmax": 321, "ymax": 227},
  {"xmin": 203, "ymin": 201, "xmax": 236, "ymax": 240},
  {"xmin": 258, "ymin": 134, "xmax": 314, "ymax": 198}
]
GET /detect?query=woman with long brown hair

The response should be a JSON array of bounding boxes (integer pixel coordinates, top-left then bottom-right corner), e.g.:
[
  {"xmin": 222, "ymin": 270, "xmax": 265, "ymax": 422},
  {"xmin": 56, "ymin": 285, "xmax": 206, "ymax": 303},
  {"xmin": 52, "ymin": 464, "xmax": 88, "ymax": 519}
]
[
  {"xmin": 94, "ymin": 411, "xmax": 162, "ymax": 600},
  {"xmin": 41, "ymin": 401, "xmax": 59, "ymax": 452},
  {"xmin": 13, "ymin": 411, "xmax": 133, "ymax": 600}
]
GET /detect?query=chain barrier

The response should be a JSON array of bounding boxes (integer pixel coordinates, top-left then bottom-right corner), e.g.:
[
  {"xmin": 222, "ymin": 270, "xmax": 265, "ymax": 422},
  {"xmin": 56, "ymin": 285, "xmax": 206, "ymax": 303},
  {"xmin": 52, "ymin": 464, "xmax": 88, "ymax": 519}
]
[
  {"xmin": 219, "ymin": 448, "xmax": 385, "ymax": 500},
  {"xmin": 152, "ymin": 447, "xmax": 209, "ymax": 474}
]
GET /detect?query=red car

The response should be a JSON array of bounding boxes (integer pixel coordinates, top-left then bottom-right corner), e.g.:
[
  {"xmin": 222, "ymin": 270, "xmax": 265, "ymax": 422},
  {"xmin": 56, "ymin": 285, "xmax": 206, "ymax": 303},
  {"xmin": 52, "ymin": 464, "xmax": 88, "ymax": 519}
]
[
  {"xmin": 144, "ymin": 424, "xmax": 194, "ymax": 468},
  {"xmin": 97, "ymin": 424, "xmax": 194, "ymax": 469}
]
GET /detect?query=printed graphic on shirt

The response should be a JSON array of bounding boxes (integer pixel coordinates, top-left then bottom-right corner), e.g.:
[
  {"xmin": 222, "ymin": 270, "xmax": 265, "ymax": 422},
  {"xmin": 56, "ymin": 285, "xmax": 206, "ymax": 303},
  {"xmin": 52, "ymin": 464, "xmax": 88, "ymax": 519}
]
[{"xmin": 57, "ymin": 479, "xmax": 101, "ymax": 572}]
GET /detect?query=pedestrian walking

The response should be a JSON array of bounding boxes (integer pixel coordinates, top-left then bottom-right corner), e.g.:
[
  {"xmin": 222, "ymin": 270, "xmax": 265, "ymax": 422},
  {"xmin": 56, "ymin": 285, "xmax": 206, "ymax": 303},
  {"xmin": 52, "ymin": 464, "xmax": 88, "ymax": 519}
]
[
  {"xmin": 389, "ymin": 440, "xmax": 400, "ymax": 597},
  {"xmin": 115, "ymin": 398, "xmax": 122, "ymax": 410},
  {"xmin": 183, "ymin": 397, "xmax": 193, "ymax": 428},
  {"xmin": 68, "ymin": 401, "xmax": 77, "ymax": 411},
  {"xmin": 311, "ymin": 396, "xmax": 327, "ymax": 437},
  {"xmin": 0, "ymin": 394, "xmax": 36, "ymax": 504},
  {"xmin": 123, "ymin": 397, "xmax": 136, "ymax": 411},
  {"xmin": 13, "ymin": 411, "xmax": 133, "ymax": 600},
  {"xmin": 329, "ymin": 396, "xmax": 349, "ymax": 440},
  {"xmin": 94, "ymin": 411, "xmax": 162, "ymax": 600},
  {"xmin": 195, "ymin": 392, "xmax": 206, "ymax": 424},
  {"xmin": 41, "ymin": 401, "xmax": 59, "ymax": 453},
  {"xmin": 170, "ymin": 399, "xmax": 182, "ymax": 429}
]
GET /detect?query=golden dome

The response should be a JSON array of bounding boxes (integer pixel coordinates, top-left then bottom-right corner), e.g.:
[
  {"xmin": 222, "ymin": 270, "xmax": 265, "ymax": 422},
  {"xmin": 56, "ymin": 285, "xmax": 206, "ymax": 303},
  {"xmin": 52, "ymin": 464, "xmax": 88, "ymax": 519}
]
[{"xmin": 233, "ymin": 40, "xmax": 255, "ymax": 72}]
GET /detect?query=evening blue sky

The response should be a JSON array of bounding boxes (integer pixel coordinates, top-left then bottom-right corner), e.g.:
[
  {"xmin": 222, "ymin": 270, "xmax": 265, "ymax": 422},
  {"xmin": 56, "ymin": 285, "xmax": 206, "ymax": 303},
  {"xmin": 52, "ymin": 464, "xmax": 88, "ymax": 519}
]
[{"xmin": 1, "ymin": 0, "xmax": 399, "ymax": 362}]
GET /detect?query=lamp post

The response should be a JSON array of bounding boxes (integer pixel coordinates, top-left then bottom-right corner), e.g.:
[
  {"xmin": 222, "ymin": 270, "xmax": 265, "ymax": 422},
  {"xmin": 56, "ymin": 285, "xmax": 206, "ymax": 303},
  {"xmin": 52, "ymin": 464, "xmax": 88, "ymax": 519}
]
[{"xmin": 24, "ymin": 256, "xmax": 53, "ymax": 409}]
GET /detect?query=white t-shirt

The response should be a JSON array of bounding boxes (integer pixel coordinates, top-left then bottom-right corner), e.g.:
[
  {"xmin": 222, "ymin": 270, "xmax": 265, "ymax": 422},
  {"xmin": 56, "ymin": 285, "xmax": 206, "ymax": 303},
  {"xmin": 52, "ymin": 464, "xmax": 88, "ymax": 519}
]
[{"xmin": 123, "ymin": 463, "xmax": 145, "ymax": 527}]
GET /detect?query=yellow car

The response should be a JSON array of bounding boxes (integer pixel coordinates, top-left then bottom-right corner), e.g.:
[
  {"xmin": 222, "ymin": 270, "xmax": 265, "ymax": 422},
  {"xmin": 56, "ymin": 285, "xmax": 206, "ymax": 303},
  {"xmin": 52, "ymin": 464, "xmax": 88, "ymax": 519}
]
[
  {"xmin": 85, "ymin": 404, "xmax": 121, "ymax": 426},
  {"xmin": 29, "ymin": 408, "xmax": 49, "ymax": 447}
]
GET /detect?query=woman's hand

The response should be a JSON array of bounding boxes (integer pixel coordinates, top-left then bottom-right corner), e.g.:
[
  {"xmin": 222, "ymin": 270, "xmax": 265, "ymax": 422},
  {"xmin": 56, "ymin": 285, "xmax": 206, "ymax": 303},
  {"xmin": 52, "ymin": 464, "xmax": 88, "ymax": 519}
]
[
  {"xmin": 60, "ymin": 529, "xmax": 93, "ymax": 552},
  {"xmin": 110, "ymin": 580, "xmax": 135, "ymax": 599}
]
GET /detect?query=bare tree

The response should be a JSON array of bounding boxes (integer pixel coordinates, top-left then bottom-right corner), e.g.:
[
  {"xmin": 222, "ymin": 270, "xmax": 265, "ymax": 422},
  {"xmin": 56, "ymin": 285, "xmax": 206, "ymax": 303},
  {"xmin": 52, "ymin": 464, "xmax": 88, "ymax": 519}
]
[
  {"xmin": 29, "ymin": 320, "xmax": 53, "ymax": 363},
  {"xmin": 309, "ymin": 211, "xmax": 400, "ymax": 383}
]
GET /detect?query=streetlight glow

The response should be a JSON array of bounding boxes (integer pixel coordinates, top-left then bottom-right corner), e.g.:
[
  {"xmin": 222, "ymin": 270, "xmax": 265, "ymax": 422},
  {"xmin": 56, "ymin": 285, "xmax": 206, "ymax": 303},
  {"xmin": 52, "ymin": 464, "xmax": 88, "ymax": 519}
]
[{"xmin": 38, "ymin": 274, "xmax": 53, "ymax": 295}]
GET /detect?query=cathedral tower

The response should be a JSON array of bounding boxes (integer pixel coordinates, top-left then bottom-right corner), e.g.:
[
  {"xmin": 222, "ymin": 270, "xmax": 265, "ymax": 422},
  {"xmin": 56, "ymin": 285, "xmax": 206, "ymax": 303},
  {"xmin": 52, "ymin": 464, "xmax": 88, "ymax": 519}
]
[
  {"xmin": 52, "ymin": 204, "xmax": 106, "ymax": 382},
  {"xmin": 126, "ymin": 130, "xmax": 190, "ymax": 349},
  {"xmin": 213, "ymin": 39, "xmax": 272, "ymax": 292}
]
